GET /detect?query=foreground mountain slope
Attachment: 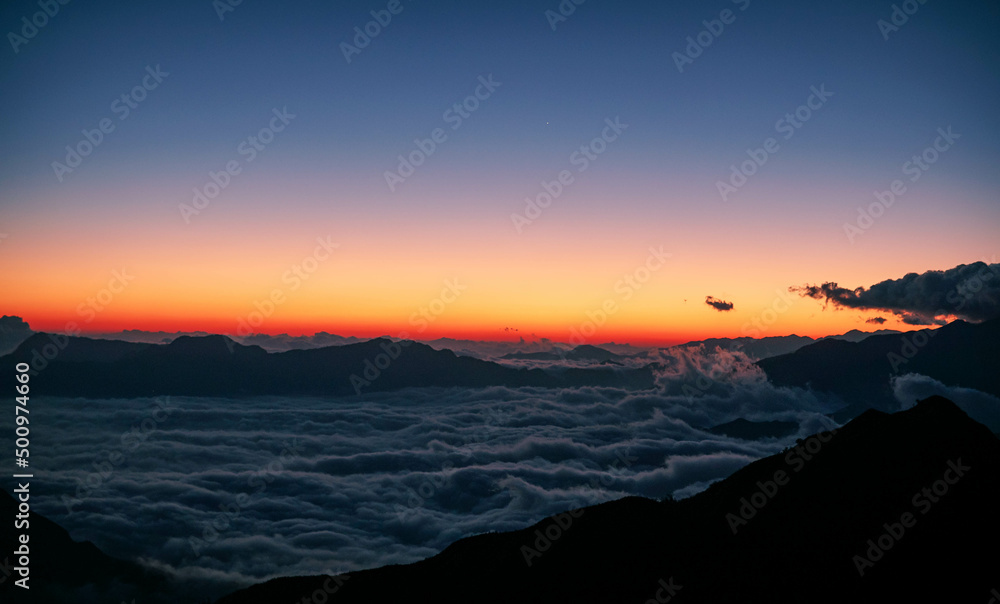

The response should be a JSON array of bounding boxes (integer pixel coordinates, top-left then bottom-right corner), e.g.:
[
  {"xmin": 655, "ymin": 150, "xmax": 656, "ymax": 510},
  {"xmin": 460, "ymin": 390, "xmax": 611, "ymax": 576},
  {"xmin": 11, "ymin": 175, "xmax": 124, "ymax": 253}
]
[
  {"xmin": 0, "ymin": 490, "xmax": 168, "ymax": 603},
  {"xmin": 217, "ymin": 395, "xmax": 1000, "ymax": 604},
  {"xmin": 1, "ymin": 334, "xmax": 655, "ymax": 397}
]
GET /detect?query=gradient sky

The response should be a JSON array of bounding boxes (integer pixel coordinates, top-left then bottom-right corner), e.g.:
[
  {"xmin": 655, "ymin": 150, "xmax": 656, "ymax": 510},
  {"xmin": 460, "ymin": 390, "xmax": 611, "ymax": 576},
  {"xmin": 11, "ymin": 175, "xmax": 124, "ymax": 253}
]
[{"xmin": 1, "ymin": 0, "xmax": 998, "ymax": 345}]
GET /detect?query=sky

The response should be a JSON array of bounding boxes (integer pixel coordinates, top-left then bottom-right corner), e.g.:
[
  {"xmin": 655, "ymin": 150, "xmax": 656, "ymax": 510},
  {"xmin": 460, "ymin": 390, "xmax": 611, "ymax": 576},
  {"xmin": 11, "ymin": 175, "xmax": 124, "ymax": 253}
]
[{"xmin": 1, "ymin": 0, "xmax": 998, "ymax": 345}]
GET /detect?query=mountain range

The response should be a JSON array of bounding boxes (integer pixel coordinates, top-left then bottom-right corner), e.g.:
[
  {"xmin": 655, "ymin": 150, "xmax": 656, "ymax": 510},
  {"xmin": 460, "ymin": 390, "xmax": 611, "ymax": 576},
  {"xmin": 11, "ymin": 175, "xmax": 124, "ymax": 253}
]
[
  {"xmin": 757, "ymin": 316, "xmax": 1000, "ymax": 418},
  {"xmin": 1, "ymin": 334, "xmax": 655, "ymax": 398}
]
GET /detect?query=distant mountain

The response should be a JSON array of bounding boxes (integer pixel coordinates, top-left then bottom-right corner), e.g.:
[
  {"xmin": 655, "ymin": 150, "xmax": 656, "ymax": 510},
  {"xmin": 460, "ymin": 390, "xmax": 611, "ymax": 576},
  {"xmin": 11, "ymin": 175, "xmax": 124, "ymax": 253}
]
[
  {"xmin": 821, "ymin": 328, "xmax": 902, "ymax": 343},
  {"xmin": 81, "ymin": 329, "xmax": 367, "ymax": 352},
  {"xmin": 216, "ymin": 396, "xmax": 1000, "ymax": 603},
  {"xmin": 500, "ymin": 344, "xmax": 623, "ymax": 363},
  {"xmin": 675, "ymin": 328, "xmax": 904, "ymax": 361},
  {"xmin": 757, "ymin": 317, "xmax": 1000, "ymax": 417},
  {"xmin": 707, "ymin": 418, "xmax": 799, "ymax": 440},
  {"xmin": 0, "ymin": 490, "xmax": 167, "ymax": 602},
  {"xmin": 673, "ymin": 334, "xmax": 815, "ymax": 360},
  {"xmin": 1, "ymin": 334, "xmax": 655, "ymax": 398}
]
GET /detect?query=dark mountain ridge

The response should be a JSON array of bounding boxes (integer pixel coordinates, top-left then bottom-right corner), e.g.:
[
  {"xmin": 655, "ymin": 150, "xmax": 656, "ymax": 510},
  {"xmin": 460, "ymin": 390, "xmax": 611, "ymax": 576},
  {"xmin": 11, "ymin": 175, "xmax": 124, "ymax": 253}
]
[
  {"xmin": 757, "ymin": 316, "xmax": 1000, "ymax": 416},
  {"xmin": 0, "ymin": 489, "xmax": 168, "ymax": 603},
  {"xmin": 1, "ymin": 334, "xmax": 656, "ymax": 398},
  {"xmin": 707, "ymin": 418, "xmax": 799, "ymax": 440},
  {"xmin": 500, "ymin": 344, "xmax": 624, "ymax": 362}
]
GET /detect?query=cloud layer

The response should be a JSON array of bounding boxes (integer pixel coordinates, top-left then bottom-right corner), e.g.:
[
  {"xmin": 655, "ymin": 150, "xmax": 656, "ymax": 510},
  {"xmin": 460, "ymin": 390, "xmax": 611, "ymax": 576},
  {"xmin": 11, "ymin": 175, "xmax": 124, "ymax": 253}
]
[{"xmin": 1, "ymin": 348, "xmax": 840, "ymax": 600}]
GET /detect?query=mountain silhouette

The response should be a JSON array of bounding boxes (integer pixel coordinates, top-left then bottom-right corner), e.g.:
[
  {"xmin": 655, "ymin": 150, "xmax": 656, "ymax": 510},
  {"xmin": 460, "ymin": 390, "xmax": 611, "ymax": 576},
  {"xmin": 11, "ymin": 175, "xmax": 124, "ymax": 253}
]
[
  {"xmin": 216, "ymin": 395, "xmax": 1000, "ymax": 604},
  {"xmin": 673, "ymin": 334, "xmax": 814, "ymax": 360},
  {"xmin": 707, "ymin": 418, "xmax": 799, "ymax": 440},
  {"xmin": 1, "ymin": 335, "xmax": 655, "ymax": 397},
  {"xmin": 675, "ymin": 329, "xmax": 902, "ymax": 362},
  {"xmin": 757, "ymin": 317, "xmax": 1000, "ymax": 417},
  {"xmin": 0, "ymin": 489, "xmax": 167, "ymax": 602},
  {"xmin": 822, "ymin": 328, "xmax": 902, "ymax": 343},
  {"xmin": 500, "ymin": 344, "xmax": 624, "ymax": 362}
]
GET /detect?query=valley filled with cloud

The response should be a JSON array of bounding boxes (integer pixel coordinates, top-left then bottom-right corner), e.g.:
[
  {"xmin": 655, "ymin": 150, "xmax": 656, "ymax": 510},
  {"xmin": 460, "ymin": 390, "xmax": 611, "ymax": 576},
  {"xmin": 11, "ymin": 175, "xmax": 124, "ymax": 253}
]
[{"xmin": 16, "ymin": 347, "xmax": 844, "ymax": 597}]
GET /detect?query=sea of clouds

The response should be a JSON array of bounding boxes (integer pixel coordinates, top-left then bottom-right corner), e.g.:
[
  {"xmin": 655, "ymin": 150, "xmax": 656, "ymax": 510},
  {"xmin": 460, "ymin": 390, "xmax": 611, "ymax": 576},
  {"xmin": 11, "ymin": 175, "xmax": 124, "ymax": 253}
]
[{"xmin": 4, "ymin": 347, "xmax": 858, "ymax": 599}]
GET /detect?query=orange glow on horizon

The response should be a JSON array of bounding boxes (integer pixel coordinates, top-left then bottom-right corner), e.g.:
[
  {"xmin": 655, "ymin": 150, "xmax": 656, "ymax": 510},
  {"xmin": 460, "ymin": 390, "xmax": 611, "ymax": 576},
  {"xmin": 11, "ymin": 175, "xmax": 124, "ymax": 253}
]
[{"xmin": 13, "ymin": 307, "xmax": 936, "ymax": 348}]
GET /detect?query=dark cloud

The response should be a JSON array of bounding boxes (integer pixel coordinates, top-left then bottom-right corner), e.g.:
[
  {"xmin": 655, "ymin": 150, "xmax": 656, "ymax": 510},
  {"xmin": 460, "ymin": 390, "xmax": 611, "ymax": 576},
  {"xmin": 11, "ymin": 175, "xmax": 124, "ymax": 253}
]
[
  {"xmin": 705, "ymin": 296, "xmax": 734, "ymax": 312},
  {"xmin": 865, "ymin": 317, "xmax": 887, "ymax": 325},
  {"xmin": 792, "ymin": 261, "xmax": 1000, "ymax": 323},
  {"xmin": 900, "ymin": 313, "xmax": 941, "ymax": 326}
]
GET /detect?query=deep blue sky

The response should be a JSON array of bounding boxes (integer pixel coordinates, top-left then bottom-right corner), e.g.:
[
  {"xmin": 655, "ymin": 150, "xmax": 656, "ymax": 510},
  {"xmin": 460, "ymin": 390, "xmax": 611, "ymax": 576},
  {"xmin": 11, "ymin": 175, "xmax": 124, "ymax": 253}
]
[
  {"xmin": 3, "ymin": 0, "xmax": 998, "ymax": 188},
  {"xmin": 1, "ymin": 0, "xmax": 998, "ymax": 341}
]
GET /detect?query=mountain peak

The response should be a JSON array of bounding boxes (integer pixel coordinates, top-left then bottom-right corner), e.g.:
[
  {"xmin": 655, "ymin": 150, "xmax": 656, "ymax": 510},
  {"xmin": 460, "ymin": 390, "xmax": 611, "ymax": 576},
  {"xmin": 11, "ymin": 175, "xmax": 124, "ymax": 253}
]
[{"xmin": 165, "ymin": 334, "xmax": 257, "ymax": 356}]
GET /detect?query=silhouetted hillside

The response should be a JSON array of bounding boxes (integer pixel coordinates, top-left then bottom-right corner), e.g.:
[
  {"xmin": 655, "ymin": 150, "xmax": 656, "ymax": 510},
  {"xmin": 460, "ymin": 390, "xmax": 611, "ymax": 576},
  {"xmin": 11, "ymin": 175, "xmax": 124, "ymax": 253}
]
[
  {"xmin": 1, "ymin": 335, "xmax": 655, "ymax": 398},
  {"xmin": 500, "ymin": 344, "xmax": 623, "ymax": 363},
  {"xmin": 0, "ymin": 490, "xmax": 167, "ymax": 603},
  {"xmin": 216, "ymin": 396, "xmax": 1000, "ymax": 604},
  {"xmin": 757, "ymin": 317, "xmax": 1000, "ymax": 415},
  {"xmin": 674, "ymin": 334, "xmax": 815, "ymax": 360},
  {"xmin": 707, "ymin": 418, "xmax": 799, "ymax": 440},
  {"xmin": 675, "ymin": 329, "xmax": 903, "ymax": 362},
  {"xmin": 822, "ymin": 328, "xmax": 902, "ymax": 343}
]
